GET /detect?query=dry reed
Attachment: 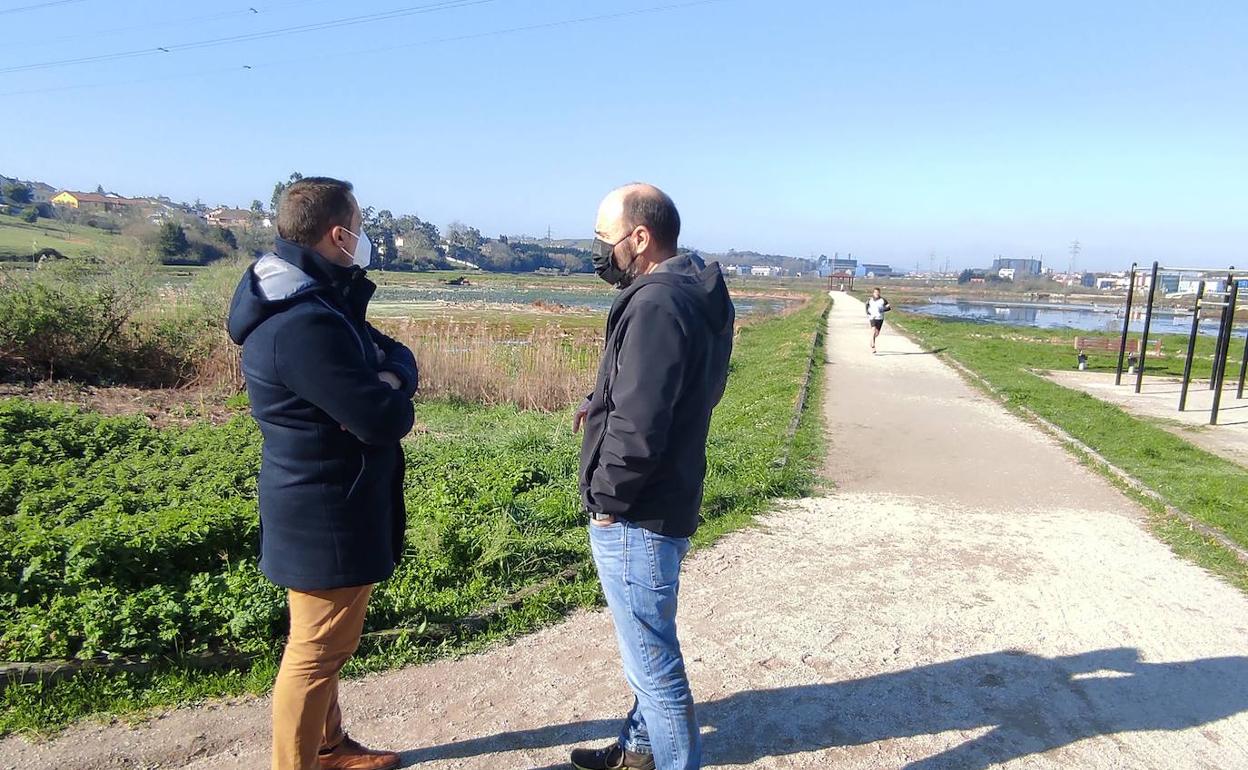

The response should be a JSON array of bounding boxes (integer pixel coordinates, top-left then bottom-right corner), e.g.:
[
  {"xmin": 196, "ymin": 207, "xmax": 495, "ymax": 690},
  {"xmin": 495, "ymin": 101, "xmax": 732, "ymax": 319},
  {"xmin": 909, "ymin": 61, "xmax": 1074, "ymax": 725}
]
[{"xmin": 381, "ymin": 319, "xmax": 600, "ymax": 411}]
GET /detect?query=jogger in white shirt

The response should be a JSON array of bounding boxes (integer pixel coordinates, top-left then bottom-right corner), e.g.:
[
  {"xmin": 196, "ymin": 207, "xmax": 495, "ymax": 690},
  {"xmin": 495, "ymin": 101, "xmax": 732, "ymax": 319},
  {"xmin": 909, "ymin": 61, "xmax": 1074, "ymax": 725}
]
[{"xmin": 865, "ymin": 287, "xmax": 891, "ymax": 353}]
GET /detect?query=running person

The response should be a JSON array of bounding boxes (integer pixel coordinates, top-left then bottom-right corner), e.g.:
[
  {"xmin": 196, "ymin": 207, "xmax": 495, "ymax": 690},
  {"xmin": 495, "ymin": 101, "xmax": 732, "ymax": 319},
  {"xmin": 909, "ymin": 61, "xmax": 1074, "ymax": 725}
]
[{"xmin": 866, "ymin": 287, "xmax": 891, "ymax": 352}]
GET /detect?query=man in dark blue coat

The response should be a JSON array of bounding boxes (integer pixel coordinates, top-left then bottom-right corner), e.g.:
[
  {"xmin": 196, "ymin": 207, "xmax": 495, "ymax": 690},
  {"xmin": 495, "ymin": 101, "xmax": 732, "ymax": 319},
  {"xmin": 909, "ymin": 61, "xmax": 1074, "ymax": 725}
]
[{"xmin": 228, "ymin": 177, "xmax": 416, "ymax": 770}]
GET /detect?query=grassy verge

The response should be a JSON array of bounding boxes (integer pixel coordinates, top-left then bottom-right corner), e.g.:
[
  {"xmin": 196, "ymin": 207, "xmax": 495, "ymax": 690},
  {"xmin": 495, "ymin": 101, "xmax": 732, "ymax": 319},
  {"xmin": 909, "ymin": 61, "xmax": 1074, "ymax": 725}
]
[
  {"xmin": 0, "ymin": 299, "xmax": 828, "ymax": 735},
  {"xmin": 895, "ymin": 312, "xmax": 1248, "ymax": 589},
  {"xmin": 0, "ymin": 214, "xmax": 136, "ymax": 260}
]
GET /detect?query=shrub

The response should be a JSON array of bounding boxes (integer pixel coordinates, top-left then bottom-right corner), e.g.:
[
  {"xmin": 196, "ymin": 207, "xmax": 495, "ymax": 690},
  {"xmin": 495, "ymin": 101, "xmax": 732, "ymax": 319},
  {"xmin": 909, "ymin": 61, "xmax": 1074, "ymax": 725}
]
[
  {"xmin": 156, "ymin": 221, "xmax": 189, "ymax": 259},
  {"xmin": 0, "ymin": 258, "xmax": 155, "ymax": 382},
  {"xmin": 0, "ymin": 253, "xmax": 246, "ymax": 388}
]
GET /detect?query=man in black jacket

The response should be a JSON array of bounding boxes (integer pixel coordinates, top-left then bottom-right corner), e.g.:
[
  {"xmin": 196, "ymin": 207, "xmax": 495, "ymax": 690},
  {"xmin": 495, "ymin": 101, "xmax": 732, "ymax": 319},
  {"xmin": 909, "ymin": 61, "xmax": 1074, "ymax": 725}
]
[
  {"xmin": 227, "ymin": 177, "xmax": 416, "ymax": 770},
  {"xmin": 571, "ymin": 184, "xmax": 735, "ymax": 770}
]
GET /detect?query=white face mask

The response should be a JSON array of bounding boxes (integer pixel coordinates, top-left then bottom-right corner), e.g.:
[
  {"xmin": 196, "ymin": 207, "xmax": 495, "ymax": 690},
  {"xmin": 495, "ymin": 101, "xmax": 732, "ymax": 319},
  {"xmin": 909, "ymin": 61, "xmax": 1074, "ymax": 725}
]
[{"xmin": 339, "ymin": 227, "xmax": 372, "ymax": 269}]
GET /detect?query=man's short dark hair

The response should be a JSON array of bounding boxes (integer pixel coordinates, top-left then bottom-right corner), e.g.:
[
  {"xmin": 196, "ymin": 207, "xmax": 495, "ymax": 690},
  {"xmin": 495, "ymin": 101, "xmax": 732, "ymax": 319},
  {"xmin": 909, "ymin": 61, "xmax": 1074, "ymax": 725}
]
[
  {"xmin": 622, "ymin": 186, "xmax": 680, "ymax": 250},
  {"xmin": 277, "ymin": 177, "xmax": 355, "ymax": 247}
]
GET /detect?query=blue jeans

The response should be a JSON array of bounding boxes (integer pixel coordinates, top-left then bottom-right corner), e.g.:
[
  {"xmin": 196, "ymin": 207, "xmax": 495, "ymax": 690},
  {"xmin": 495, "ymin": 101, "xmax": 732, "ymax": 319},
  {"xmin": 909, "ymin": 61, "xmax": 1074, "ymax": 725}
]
[{"xmin": 589, "ymin": 520, "xmax": 700, "ymax": 770}]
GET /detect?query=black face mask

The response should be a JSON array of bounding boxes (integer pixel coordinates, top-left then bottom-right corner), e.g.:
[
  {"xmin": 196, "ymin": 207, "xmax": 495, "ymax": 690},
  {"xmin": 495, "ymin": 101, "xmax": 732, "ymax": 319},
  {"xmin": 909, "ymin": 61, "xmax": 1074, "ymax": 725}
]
[{"xmin": 591, "ymin": 233, "xmax": 635, "ymax": 288}]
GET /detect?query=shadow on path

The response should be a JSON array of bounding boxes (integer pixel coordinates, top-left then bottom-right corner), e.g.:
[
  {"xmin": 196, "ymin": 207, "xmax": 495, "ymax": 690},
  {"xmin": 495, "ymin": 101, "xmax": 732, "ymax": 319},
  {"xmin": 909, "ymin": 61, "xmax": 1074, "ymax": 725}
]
[{"xmin": 398, "ymin": 648, "xmax": 1248, "ymax": 770}]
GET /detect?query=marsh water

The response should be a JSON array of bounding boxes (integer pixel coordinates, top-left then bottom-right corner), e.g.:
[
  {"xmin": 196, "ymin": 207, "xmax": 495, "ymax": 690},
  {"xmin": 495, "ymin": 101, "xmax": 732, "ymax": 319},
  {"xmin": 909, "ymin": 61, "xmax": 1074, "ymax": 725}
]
[
  {"xmin": 372, "ymin": 284, "xmax": 803, "ymax": 317},
  {"xmin": 905, "ymin": 297, "xmax": 1246, "ymax": 338}
]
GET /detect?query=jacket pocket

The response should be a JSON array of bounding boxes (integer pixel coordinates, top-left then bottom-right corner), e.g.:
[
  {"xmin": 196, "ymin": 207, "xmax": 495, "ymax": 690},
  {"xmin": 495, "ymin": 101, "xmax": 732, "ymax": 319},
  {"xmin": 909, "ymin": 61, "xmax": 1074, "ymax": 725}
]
[{"xmin": 583, "ymin": 343, "xmax": 621, "ymax": 488}]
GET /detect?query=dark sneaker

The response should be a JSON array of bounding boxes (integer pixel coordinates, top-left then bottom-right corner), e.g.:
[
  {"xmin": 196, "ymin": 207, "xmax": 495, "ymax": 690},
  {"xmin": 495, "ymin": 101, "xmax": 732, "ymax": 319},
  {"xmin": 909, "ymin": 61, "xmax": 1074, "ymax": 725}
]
[{"xmin": 570, "ymin": 742, "xmax": 655, "ymax": 770}]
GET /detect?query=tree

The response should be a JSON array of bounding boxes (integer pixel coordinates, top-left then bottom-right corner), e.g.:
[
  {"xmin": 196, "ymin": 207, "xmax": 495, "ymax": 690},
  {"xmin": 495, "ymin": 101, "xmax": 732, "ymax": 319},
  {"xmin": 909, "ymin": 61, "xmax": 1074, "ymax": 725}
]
[
  {"xmin": 374, "ymin": 230, "xmax": 398, "ymax": 269},
  {"xmin": 479, "ymin": 240, "xmax": 519, "ymax": 270},
  {"xmin": 218, "ymin": 227, "xmax": 238, "ymax": 250},
  {"xmin": 238, "ymin": 227, "xmax": 273, "ymax": 258},
  {"xmin": 20, "ymin": 207, "xmax": 38, "ymax": 224},
  {"xmin": 156, "ymin": 221, "xmax": 190, "ymax": 258},
  {"xmin": 250, "ymin": 199, "xmax": 265, "ymax": 215},
  {"xmin": 360, "ymin": 208, "xmax": 399, "ymax": 269},
  {"xmin": 3, "ymin": 183, "xmax": 33, "ymax": 205},
  {"xmin": 446, "ymin": 221, "xmax": 482, "ymax": 251},
  {"xmin": 270, "ymin": 171, "xmax": 304, "ymax": 213},
  {"xmin": 417, "ymin": 220, "xmax": 440, "ymax": 248},
  {"xmin": 95, "ymin": 184, "xmax": 106, "ymax": 195}
]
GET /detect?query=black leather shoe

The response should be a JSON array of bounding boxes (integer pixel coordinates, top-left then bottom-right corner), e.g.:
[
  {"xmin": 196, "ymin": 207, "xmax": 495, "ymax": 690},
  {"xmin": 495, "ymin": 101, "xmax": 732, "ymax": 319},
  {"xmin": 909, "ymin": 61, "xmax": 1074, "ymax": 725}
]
[{"xmin": 570, "ymin": 742, "xmax": 655, "ymax": 770}]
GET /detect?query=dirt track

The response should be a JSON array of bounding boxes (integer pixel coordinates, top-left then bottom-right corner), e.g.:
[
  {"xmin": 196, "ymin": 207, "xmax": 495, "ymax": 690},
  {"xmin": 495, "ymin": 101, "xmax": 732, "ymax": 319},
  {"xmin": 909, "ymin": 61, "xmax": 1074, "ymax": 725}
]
[{"xmin": 4, "ymin": 292, "xmax": 1248, "ymax": 769}]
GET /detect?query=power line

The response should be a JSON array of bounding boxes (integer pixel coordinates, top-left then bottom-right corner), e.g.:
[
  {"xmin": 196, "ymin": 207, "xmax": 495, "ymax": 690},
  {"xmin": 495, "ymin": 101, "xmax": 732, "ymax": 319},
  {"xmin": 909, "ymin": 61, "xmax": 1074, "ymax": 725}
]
[
  {"xmin": 0, "ymin": 0, "xmax": 733, "ymax": 97},
  {"xmin": 0, "ymin": 0, "xmax": 87, "ymax": 15},
  {"xmin": 10, "ymin": 0, "xmax": 341, "ymax": 50},
  {"xmin": 0, "ymin": 0, "xmax": 500, "ymax": 74},
  {"xmin": 308, "ymin": 0, "xmax": 733, "ymax": 70}
]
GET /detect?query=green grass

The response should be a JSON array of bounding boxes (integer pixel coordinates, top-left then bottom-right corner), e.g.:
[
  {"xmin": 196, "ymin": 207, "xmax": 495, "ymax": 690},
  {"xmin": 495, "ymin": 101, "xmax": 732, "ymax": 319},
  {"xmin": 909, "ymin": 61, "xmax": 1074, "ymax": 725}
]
[
  {"xmin": 0, "ymin": 214, "xmax": 136, "ymax": 260},
  {"xmin": 0, "ymin": 299, "xmax": 828, "ymax": 735},
  {"xmin": 896, "ymin": 312, "xmax": 1248, "ymax": 589}
]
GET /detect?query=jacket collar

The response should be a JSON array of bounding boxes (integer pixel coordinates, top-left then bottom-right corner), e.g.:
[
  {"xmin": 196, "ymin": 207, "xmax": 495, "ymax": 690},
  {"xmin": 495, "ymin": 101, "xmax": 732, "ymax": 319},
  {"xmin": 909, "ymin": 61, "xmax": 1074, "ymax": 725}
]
[
  {"xmin": 270, "ymin": 237, "xmax": 375, "ymax": 320},
  {"xmin": 273, "ymin": 237, "xmax": 356, "ymax": 286},
  {"xmin": 604, "ymin": 251, "xmax": 732, "ymax": 337}
]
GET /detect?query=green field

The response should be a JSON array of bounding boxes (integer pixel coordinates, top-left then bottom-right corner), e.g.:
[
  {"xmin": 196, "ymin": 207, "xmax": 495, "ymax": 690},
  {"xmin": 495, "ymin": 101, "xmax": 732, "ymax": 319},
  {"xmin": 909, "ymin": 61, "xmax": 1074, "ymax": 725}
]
[
  {"xmin": 0, "ymin": 214, "xmax": 136, "ymax": 260},
  {"xmin": 0, "ymin": 298, "xmax": 827, "ymax": 734},
  {"xmin": 896, "ymin": 312, "xmax": 1248, "ymax": 590}
]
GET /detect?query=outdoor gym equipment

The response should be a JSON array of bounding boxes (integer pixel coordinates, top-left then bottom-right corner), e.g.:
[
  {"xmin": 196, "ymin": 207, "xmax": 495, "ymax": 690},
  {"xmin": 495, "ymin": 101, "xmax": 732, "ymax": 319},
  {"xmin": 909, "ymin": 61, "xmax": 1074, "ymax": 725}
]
[{"xmin": 1115, "ymin": 261, "xmax": 1243, "ymax": 425}]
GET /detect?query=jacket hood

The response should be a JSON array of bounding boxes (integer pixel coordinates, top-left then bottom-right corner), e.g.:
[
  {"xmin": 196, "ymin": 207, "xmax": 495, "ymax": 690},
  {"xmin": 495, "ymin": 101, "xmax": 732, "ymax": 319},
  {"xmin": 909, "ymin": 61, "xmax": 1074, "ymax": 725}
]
[
  {"xmin": 627, "ymin": 251, "xmax": 735, "ymax": 335},
  {"xmin": 227, "ymin": 238, "xmax": 354, "ymax": 344}
]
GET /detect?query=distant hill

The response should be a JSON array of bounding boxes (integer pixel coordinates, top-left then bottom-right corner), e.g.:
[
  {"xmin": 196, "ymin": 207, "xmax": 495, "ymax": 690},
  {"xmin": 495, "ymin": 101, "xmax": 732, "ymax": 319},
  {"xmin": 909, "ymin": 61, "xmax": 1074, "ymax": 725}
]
[
  {"xmin": 4, "ymin": 175, "xmax": 812, "ymax": 274},
  {"xmin": 696, "ymin": 249, "xmax": 816, "ymax": 274},
  {"xmin": 0, "ymin": 173, "xmax": 59, "ymax": 202},
  {"xmin": 510, "ymin": 239, "xmax": 817, "ymax": 274},
  {"xmin": 511, "ymin": 236, "xmax": 595, "ymax": 251}
]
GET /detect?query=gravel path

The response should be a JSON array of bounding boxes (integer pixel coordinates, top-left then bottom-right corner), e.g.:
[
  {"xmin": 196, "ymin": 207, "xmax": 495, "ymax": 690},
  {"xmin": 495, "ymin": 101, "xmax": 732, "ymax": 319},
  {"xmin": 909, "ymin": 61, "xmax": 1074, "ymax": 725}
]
[{"xmin": 5, "ymin": 292, "xmax": 1248, "ymax": 769}]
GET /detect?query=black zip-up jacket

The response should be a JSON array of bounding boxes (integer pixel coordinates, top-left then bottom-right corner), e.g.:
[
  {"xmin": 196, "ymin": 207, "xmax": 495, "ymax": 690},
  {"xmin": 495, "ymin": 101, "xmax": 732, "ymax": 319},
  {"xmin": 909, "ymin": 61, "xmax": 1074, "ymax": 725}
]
[
  {"xmin": 579, "ymin": 252, "xmax": 735, "ymax": 538},
  {"xmin": 227, "ymin": 238, "xmax": 419, "ymax": 590}
]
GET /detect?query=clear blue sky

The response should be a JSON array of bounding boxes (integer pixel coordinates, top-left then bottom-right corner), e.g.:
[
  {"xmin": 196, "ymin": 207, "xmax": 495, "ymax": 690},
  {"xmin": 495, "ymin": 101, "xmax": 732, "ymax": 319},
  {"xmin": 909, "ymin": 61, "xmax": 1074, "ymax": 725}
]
[{"xmin": 2, "ymin": 0, "xmax": 1245, "ymax": 270}]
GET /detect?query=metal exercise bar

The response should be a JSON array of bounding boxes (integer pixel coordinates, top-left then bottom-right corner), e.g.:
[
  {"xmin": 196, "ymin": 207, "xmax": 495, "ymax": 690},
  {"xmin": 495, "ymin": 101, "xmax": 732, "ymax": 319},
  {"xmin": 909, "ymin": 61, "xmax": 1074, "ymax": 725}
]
[
  {"xmin": 1134, "ymin": 261, "xmax": 1160, "ymax": 394},
  {"xmin": 1178, "ymin": 280, "xmax": 1206, "ymax": 412},
  {"xmin": 1115, "ymin": 263, "xmax": 1137, "ymax": 386},
  {"xmin": 1238, "ymin": 317, "xmax": 1248, "ymax": 399},
  {"xmin": 1211, "ymin": 273, "xmax": 1236, "ymax": 390},
  {"xmin": 1211, "ymin": 280, "xmax": 1239, "ymax": 425},
  {"xmin": 1155, "ymin": 266, "xmax": 1247, "ymax": 274}
]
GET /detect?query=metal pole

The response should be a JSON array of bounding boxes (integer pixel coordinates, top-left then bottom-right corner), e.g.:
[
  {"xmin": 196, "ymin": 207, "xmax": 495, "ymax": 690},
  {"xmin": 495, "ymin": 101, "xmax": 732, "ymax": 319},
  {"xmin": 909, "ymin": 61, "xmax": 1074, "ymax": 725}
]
[
  {"xmin": 1237, "ymin": 314, "xmax": 1248, "ymax": 399},
  {"xmin": 1211, "ymin": 271, "xmax": 1235, "ymax": 389},
  {"xmin": 1135, "ymin": 261, "xmax": 1160, "ymax": 394},
  {"xmin": 1115, "ymin": 263, "xmax": 1137, "ymax": 386},
  {"xmin": 1179, "ymin": 280, "xmax": 1205, "ymax": 411},
  {"xmin": 1211, "ymin": 279, "xmax": 1239, "ymax": 425}
]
